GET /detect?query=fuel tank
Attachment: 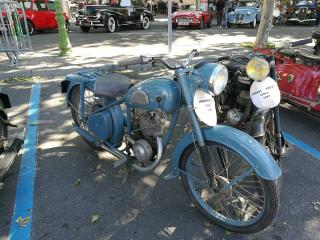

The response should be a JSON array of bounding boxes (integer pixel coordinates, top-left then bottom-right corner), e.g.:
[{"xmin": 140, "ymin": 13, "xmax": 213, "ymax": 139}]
[{"xmin": 125, "ymin": 78, "xmax": 181, "ymax": 113}]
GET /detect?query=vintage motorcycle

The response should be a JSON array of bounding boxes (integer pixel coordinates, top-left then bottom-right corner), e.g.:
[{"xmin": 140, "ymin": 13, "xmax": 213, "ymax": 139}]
[
  {"xmin": 204, "ymin": 53, "xmax": 287, "ymax": 161},
  {"xmin": 254, "ymin": 37, "xmax": 320, "ymax": 117},
  {"xmin": 0, "ymin": 93, "xmax": 24, "ymax": 189},
  {"xmin": 61, "ymin": 50, "xmax": 281, "ymax": 233}
]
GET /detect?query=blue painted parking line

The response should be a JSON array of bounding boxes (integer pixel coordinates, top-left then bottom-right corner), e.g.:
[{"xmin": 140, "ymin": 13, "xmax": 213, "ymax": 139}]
[
  {"xmin": 284, "ymin": 132, "xmax": 320, "ymax": 160},
  {"xmin": 9, "ymin": 84, "xmax": 41, "ymax": 240}
]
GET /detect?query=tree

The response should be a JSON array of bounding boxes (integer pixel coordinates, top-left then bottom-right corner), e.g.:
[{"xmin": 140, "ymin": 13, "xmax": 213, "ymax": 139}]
[
  {"xmin": 55, "ymin": 0, "xmax": 72, "ymax": 56},
  {"xmin": 254, "ymin": 0, "xmax": 275, "ymax": 48}
]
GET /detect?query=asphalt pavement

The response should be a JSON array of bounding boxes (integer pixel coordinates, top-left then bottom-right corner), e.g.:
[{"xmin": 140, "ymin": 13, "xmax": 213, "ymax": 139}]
[{"xmin": 0, "ymin": 21, "xmax": 320, "ymax": 240}]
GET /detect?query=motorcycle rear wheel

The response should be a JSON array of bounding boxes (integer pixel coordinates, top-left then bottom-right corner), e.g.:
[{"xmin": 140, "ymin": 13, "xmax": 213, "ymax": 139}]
[
  {"xmin": 69, "ymin": 85, "xmax": 104, "ymax": 150},
  {"xmin": 179, "ymin": 141, "xmax": 279, "ymax": 233}
]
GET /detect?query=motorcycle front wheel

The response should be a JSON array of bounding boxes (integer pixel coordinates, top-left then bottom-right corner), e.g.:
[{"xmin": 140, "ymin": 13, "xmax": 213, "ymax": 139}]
[{"xmin": 179, "ymin": 141, "xmax": 279, "ymax": 233}]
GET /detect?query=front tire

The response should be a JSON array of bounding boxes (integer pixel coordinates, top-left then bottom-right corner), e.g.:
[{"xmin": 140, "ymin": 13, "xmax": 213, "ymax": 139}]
[
  {"xmin": 141, "ymin": 16, "xmax": 150, "ymax": 30},
  {"xmin": 105, "ymin": 16, "xmax": 117, "ymax": 33},
  {"xmin": 199, "ymin": 18, "xmax": 204, "ymax": 30},
  {"xmin": 179, "ymin": 141, "xmax": 279, "ymax": 233},
  {"xmin": 22, "ymin": 20, "xmax": 34, "ymax": 35},
  {"xmin": 250, "ymin": 18, "xmax": 257, "ymax": 28},
  {"xmin": 80, "ymin": 26, "xmax": 91, "ymax": 32}
]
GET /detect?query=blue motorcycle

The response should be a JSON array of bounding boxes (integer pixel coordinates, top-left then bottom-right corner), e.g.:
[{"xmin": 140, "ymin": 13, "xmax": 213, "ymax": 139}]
[{"xmin": 61, "ymin": 50, "xmax": 281, "ymax": 233}]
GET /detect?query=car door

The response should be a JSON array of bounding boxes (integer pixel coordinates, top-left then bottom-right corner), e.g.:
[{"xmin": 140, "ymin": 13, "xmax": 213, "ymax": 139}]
[{"xmin": 31, "ymin": 0, "xmax": 52, "ymax": 30}]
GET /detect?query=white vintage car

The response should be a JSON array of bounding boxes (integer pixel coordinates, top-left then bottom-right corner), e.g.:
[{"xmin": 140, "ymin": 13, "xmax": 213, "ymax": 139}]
[{"xmin": 227, "ymin": 0, "xmax": 261, "ymax": 28}]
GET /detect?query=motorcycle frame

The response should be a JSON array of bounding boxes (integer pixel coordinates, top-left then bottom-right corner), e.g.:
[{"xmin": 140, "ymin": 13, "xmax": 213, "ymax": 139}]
[{"xmin": 75, "ymin": 68, "xmax": 207, "ymax": 152}]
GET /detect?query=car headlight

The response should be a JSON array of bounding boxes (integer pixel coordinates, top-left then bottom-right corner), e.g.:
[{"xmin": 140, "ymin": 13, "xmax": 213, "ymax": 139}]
[
  {"xmin": 96, "ymin": 12, "xmax": 101, "ymax": 19},
  {"xmin": 195, "ymin": 12, "xmax": 201, "ymax": 18},
  {"xmin": 209, "ymin": 65, "xmax": 228, "ymax": 95},
  {"xmin": 246, "ymin": 57, "xmax": 270, "ymax": 81},
  {"xmin": 307, "ymin": 10, "xmax": 312, "ymax": 14},
  {"xmin": 247, "ymin": 11, "xmax": 252, "ymax": 14},
  {"xmin": 295, "ymin": 10, "xmax": 299, "ymax": 14}
]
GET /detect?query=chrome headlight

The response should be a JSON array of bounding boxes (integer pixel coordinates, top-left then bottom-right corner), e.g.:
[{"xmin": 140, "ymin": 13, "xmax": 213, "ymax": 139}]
[
  {"xmin": 295, "ymin": 10, "xmax": 299, "ymax": 14},
  {"xmin": 307, "ymin": 10, "xmax": 312, "ymax": 14},
  {"xmin": 246, "ymin": 57, "xmax": 270, "ymax": 81},
  {"xmin": 96, "ymin": 12, "xmax": 101, "ymax": 19},
  {"xmin": 209, "ymin": 65, "xmax": 228, "ymax": 95}
]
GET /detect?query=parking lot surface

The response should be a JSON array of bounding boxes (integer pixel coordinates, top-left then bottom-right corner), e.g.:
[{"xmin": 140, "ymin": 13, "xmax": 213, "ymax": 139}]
[{"xmin": 0, "ymin": 22, "xmax": 319, "ymax": 240}]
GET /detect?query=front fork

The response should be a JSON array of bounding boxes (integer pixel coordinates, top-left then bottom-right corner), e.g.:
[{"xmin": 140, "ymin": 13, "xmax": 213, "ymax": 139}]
[
  {"xmin": 177, "ymin": 70, "xmax": 217, "ymax": 187},
  {"xmin": 269, "ymin": 57, "xmax": 285, "ymax": 157}
]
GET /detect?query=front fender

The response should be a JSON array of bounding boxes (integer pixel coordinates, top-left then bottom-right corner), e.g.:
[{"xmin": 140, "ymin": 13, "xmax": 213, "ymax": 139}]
[
  {"xmin": 171, "ymin": 125, "xmax": 281, "ymax": 181},
  {"xmin": 248, "ymin": 108, "xmax": 271, "ymax": 138}
]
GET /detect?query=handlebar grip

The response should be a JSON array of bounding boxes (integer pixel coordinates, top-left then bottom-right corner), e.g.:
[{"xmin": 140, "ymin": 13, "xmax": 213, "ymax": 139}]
[
  {"xmin": 291, "ymin": 38, "xmax": 312, "ymax": 47},
  {"xmin": 117, "ymin": 57, "xmax": 142, "ymax": 66}
]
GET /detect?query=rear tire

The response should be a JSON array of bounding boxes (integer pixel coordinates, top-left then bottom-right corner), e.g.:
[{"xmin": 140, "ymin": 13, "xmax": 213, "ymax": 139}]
[
  {"xmin": 179, "ymin": 141, "xmax": 279, "ymax": 233},
  {"xmin": 69, "ymin": 86, "xmax": 103, "ymax": 151},
  {"xmin": 22, "ymin": 20, "xmax": 34, "ymax": 35},
  {"xmin": 141, "ymin": 16, "xmax": 150, "ymax": 30}
]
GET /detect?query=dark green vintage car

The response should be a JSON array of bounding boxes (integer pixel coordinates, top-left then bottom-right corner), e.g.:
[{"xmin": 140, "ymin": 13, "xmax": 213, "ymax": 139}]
[{"xmin": 80, "ymin": 2, "xmax": 154, "ymax": 33}]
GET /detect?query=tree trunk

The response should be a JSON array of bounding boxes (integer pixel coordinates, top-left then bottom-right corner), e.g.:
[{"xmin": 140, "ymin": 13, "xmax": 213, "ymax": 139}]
[
  {"xmin": 254, "ymin": 0, "xmax": 274, "ymax": 48},
  {"xmin": 55, "ymin": 0, "xmax": 71, "ymax": 56}
]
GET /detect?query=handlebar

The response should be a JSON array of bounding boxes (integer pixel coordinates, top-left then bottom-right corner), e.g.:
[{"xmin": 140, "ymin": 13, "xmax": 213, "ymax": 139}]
[
  {"xmin": 290, "ymin": 38, "xmax": 312, "ymax": 47},
  {"xmin": 117, "ymin": 50, "xmax": 200, "ymax": 70}
]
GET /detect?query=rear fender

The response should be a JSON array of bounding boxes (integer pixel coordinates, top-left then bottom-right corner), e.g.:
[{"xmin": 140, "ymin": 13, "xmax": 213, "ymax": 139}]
[
  {"xmin": 61, "ymin": 71, "xmax": 101, "ymax": 105},
  {"xmin": 171, "ymin": 125, "xmax": 281, "ymax": 181},
  {"xmin": 248, "ymin": 109, "xmax": 271, "ymax": 138}
]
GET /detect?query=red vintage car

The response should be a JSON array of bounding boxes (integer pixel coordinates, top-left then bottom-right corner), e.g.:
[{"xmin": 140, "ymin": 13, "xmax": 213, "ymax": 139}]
[
  {"xmin": 172, "ymin": 5, "xmax": 213, "ymax": 30},
  {"xmin": 17, "ymin": 0, "xmax": 69, "ymax": 35}
]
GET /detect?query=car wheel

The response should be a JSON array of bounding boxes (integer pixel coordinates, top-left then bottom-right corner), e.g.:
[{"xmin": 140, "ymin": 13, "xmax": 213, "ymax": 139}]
[
  {"xmin": 250, "ymin": 18, "xmax": 257, "ymax": 28},
  {"xmin": 65, "ymin": 20, "xmax": 70, "ymax": 32},
  {"xmin": 172, "ymin": 24, "xmax": 178, "ymax": 29},
  {"xmin": 22, "ymin": 20, "xmax": 34, "ymax": 35},
  {"xmin": 227, "ymin": 23, "xmax": 231, "ymax": 28},
  {"xmin": 199, "ymin": 18, "xmax": 204, "ymax": 30},
  {"xmin": 142, "ymin": 16, "xmax": 150, "ymax": 30},
  {"xmin": 207, "ymin": 20, "xmax": 212, "ymax": 28},
  {"xmin": 106, "ymin": 16, "xmax": 117, "ymax": 33},
  {"xmin": 80, "ymin": 26, "xmax": 90, "ymax": 32}
]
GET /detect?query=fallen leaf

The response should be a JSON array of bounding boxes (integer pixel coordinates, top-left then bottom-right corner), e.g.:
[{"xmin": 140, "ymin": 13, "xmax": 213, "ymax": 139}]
[
  {"xmin": 224, "ymin": 230, "xmax": 232, "ymax": 236},
  {"xmin": 91, "ymin": 214, "xmax": 99, "ymax": 223},
  {"xmin": 96, "ymin": 164, "xmax": 102, "ymax": 170},
  {"xmin": 15, "ymin": 216, "xmax": 31, "ymax": 227},
  {"xmin": 312, "ymin": 201, "xmax": 320, "ymax": 212},
  {"xmin": 74, "ymin": 179, "xmax": 81, "ymax": 185}
]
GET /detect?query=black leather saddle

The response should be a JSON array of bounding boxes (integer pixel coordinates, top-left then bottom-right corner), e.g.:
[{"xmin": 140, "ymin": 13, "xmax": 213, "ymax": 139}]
[
  {"xmin": 94, "ymin": 73, "xmax": 132, "ymax": 98},
  {"xmin": 295, "ymin": 50, "xmax": 320, "ymax": 64}
]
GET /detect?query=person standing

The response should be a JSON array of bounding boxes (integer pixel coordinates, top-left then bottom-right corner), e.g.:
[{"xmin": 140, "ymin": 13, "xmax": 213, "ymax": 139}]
[
  {"xmin": 216, "ymin": 0, "xmax": 225, "ymax": 29},
  {"xmin": 224, "ymin": 0, "xmax": 229, "ymax": 28}
]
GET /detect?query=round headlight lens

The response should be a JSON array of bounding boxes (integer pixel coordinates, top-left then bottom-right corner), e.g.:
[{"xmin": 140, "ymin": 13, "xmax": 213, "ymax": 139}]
[
  {"xmin": 295, "ymin": 10, "xmax": 299, "ymax": 14},
  {"xmin": 246, "ymin": 57, "xmax": 270, "ymax": 81},
  {"xmin": 96, "ymin": 12, "xmax": 101, "ymax": 19},
  {"xmin": 307, "ymin": 10, "xmax": 312, "ymax": 14},
  {"xmin": 209, "ymin": 65, "xmax": 228, "ymax": 95}
]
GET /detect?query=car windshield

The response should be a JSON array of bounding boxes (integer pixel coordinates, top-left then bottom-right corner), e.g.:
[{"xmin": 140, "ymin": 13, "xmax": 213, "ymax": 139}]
[
  {"xmin": 237, "ymin": 1, "xmax": 257, "ymax": 7},
  {"xmin": 296, "ymin": 0, "xmax": 314, "ymax": 5},
  {"xmin": 47, "ymin": 1, "xmax": 55, "ymax": 10},
  {"xmin": 85, "ymin": 5, "xmax": 107, "ymax": 15},
  {"xmin": 189, "ymin": 4, "xmax": 204, "ymax": 10}
]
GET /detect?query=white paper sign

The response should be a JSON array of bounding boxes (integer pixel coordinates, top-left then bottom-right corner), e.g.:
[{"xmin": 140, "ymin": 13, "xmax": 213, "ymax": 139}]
[{"xmin": 250, "ymin": 77, "xmax": 281, "ymax": 109}]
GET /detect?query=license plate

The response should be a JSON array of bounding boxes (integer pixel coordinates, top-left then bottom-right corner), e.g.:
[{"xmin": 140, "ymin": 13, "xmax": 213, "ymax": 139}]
[
  {"xmin": 81, "ymin": 22, "xmax": 91, "ymax": 27},
  {"xmin": 178, "ymin": 22, "xmax": 189, "ymax": 25}
]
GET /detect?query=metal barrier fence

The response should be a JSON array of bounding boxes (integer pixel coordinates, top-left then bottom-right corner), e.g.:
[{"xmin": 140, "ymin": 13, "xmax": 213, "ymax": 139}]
[{"xmin": 0, "ymin": 1, "xmax": 32, "ymax": 67}]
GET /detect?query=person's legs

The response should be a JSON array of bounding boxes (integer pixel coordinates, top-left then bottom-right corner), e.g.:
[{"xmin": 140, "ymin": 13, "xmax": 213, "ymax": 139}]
[{"xmin": 217, "ymin": 11, "xmax": 222, "ymax": 28}]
